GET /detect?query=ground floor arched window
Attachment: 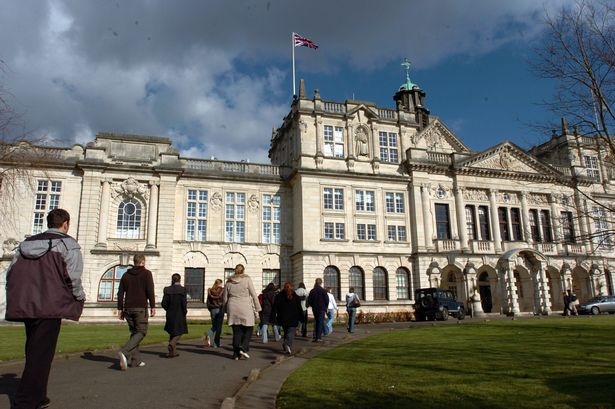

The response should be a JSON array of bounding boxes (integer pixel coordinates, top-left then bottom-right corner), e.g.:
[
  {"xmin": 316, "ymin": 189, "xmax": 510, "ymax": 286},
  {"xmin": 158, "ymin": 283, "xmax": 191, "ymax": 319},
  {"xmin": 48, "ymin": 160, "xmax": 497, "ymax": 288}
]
[
  {"xmin": 373, "ymin": 267, "xmax": 388, "ymax": 300},
  {"xmin": 98, "ymin": 265, "xmax": 130, "ymax": 302},
  {"xmin": 324, "ymin": 266, "xmax": 340, "ymax": 300},
  {"xmin": 349, "ymin": 266, "xmax": 365, "ymax": 300},
  {"xmin": 396, "ymin": 267, "xmax": 410, "ymax": 299}
]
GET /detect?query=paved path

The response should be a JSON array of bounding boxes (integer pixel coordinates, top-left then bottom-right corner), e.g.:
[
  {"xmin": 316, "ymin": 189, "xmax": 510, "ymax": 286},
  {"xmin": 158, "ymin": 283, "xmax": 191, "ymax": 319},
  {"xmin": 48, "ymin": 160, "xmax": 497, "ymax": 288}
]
[{"xmin": 0, "ymin": 316, "xmax": 517, "ymax": 409}]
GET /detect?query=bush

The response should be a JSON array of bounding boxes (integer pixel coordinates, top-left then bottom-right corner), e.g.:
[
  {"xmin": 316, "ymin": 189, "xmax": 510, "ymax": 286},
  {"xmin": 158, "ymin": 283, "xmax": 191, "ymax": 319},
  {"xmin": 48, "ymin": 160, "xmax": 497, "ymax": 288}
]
[{"xmin": 342, "ymin": 310, "xmax": 415, "ymax": 324}]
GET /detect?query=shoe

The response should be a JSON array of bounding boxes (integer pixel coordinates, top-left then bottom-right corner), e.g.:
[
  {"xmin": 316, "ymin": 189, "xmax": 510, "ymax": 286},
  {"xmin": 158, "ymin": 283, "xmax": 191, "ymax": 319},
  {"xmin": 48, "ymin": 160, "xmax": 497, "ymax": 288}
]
[
  {"xmin": 312, "ymin": 338, "xmax": 318, "ymax": 342},
  {"xmin": 239, "ymin": 350, "xmax": 250, "ymax": 359},
  {"xmin": 38, "ymin": 398, "xmax": 51, "ymax": 409},
  {"xmin": 137, "ymin": 361, "xmax": 146, "ymax": 367},
  {"xmin": 206, "ymin": 335, "xmax": 211, "ymax": 347},
  {"xmin": 118, "ymin": 351, "xmax": 128, "ymax": 371},
  {"xmin": 256, "ymin": 331, "xmax": 261, "ymax": 337},
  {"xmin": 285, "ymin": 344, "xmax": 292, "ymax": 354},
  {"xmin": 234, "ymin": 356, "xmax": 239, "ymax": 361}
]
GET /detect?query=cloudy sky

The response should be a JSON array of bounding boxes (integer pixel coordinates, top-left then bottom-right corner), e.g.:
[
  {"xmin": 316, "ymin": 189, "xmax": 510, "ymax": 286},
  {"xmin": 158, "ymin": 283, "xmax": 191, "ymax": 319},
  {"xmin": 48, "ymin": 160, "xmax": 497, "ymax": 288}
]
[{"xmin": 0, "ymin": 0, "xmax": 573, "ymax": 162}]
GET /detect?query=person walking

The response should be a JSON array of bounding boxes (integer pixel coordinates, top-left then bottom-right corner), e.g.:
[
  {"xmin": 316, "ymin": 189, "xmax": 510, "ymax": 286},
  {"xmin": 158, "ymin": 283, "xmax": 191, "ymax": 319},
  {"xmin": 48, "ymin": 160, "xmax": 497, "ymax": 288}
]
[
  {"xmin": 206, "ymin": 279, "xmax": 224, "ymax": 348},
  {"xmin": 272, "ymin": 282, "xmax": 303, "ymax": 354},
  {"xmin": 567, "ymin": 289, "xmax": 578, "ymax": 316},
  {"xmin": 295, "ymin": 282, "xmax": 309, "ymax": 337},
  {"xmin": 162, "ymin": 273, "xmax": 188, "ymax": 358},
  {"xmin": 307, "ymin": 278, "xmax": 329, "ymax": 342},
  {"xmin": 117, "ymin": 254, "xmax": 156, "ymax": 370},
  {"xmin": 324, "ymin": 287, "xmax": 338, "ymax": 335},
  {"xmin": 563, "ymin": 291, "xmax": 571, "ymax": 316},
  {"xmin": 345, "ymin": 287, "xmax": 361, "ymax": 333},
  {"xmin": 5, "ymin": 208, "xmax": 85, "ymax": 409},
  {"xmin": 260, "ymin": 282, "xmax": 280, "ymax": 343},
  {"xmin": 223, "ymin": 264, "xmax": 261, "ymax": 360}
]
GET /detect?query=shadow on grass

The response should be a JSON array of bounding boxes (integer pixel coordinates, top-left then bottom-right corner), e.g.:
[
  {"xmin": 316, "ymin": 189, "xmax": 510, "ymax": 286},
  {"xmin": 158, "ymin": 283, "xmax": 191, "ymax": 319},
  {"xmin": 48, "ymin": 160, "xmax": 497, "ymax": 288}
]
[{"xmin": 547, "ymin": 373, "xmax": 615, "ymax": 408}]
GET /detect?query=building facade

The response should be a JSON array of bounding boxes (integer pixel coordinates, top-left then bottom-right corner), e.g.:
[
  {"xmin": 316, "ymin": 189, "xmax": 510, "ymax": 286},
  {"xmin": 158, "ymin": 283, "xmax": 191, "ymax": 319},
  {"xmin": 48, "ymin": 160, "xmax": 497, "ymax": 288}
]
[{"xmin": 1, "ymin": 77, "xmax": 614, "ymax": 321}]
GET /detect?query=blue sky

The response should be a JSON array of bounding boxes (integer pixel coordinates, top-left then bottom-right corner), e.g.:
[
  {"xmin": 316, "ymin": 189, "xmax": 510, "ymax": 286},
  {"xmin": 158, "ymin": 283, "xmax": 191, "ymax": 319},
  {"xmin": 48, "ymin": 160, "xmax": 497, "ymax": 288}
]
[{"xmin": 0, "ymin": 0, "xmax": 571, "ymax": 162}]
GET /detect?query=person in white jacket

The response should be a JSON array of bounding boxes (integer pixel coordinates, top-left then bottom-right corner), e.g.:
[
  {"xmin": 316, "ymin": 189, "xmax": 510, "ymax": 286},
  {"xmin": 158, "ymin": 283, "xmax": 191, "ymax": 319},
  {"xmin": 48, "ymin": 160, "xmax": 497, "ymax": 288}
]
[{"xmin": 324, "ymin": 287, "xmax": 338, "ymax": 335}]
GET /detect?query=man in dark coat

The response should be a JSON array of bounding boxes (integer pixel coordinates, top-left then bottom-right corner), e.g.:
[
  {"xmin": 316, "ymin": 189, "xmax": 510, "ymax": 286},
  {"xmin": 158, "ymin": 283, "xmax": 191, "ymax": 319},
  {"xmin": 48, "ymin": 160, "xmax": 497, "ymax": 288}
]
[
  {"xmin": 162, "ymin": 273, "xmax": 188, "ymax": 357},
  {"xmin": 307, "ymin": 278, "xmax": 329, "ymax": 342},
  {"xmin": 117, "ymin": 254, "xmax": 156, "ymax": 370},
  {"xmin": 5, "ymin": 208, "xmax": 84, "ymax": 409}
]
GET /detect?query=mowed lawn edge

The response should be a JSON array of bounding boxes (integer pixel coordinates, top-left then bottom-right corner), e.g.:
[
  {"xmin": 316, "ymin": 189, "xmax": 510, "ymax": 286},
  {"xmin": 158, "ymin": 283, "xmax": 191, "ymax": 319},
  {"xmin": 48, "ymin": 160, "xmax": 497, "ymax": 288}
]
[
  {"xmin": 277, "ymin": 317, "xmax": 615, "ymax": 409},
  {"xmin": 0, "ymin": 322, "xmax": 225, "ymax": 362}
]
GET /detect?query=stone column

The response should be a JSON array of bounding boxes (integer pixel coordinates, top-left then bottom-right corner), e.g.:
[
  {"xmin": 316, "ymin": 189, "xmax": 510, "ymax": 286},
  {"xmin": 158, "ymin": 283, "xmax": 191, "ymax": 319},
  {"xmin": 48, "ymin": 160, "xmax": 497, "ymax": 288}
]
[
  {"xmin": 489, "ymin": 189, "xmax": 502, "ymax": 253},
  {"xmin": 146, "ymin": 182, "xmax": 159, "ymax": 249},
  {"xmin": 454, "ymin": 186, "xmax": 469, "ymax": 250},
  {"xmin": 315, "ymin": 117, "xmax": 323, "ymax": 156},
  {"xmin": 520, "ymin": 191, "xmax": 532, "ymax": 245},
  {"xmin": 574, "ymin": 191, "xmax": 590, "ymax": 248},
  {"xmin": 346, "ymin": 122, "xmax": 354, "ymax": 159},
  {"xmin": 421, "ymin": 184, "xmax": 433, "ymax": 249},
  {"xmin": 370, "ymin": 122, "xmax": 380, "ymax": 160},
  {"xmin": 537, "ymin": 261, "xmax": 552, "ymax": 315},
  {"xmin": 95, "ymin": 179, "xmax": 111, "ymax": 248},
  {"xmin": 501, "ymin": 260, "xmax": 520, "ymax": 315},
  {"xmin": 549, "ymin": 194, "xmax": 564, "ymax": 253},
  {"xmin": 397, "ymin": 126, "xmax": 406, "ymax": 162},
  {"xmin": 464, "ymin": 263, "xmax": 485, "ymax": 317}
]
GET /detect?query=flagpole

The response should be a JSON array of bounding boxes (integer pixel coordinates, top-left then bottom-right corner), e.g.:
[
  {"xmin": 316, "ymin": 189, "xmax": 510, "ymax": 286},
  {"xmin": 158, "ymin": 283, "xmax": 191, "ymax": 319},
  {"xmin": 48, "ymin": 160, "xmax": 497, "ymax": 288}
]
[{"xmin": 291, "ymin": 32, "xmax": 296, "ymax": 97}]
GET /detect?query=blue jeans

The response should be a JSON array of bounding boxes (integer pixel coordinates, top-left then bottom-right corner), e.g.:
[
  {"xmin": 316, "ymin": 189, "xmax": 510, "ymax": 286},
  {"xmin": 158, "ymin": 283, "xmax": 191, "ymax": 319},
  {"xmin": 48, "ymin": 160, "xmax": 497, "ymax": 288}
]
[
  {"xmin": 312, "ymin": 310, "xmax": 326, "ymax": 340},
  {"xmin": 347, "ymin": 307, "xmax": 357, "ymax": 333},
  {"xmin": 207, "ymin": 308, "xmax": 224, "ymax": 347},
  {"xmin": 261, "ymin": 324, "xmax": 280, "ymax": 343},
  {"xmin": 325, "ymin": 308, "xmax": 335, "ymax": 335}
]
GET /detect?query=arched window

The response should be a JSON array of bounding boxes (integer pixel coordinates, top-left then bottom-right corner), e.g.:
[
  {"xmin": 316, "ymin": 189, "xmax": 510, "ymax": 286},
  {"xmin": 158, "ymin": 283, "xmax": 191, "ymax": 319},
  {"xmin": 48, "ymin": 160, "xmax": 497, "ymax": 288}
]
[
  {"xmin": 396, "ymin": 267, "xmax": 410, "ymax": 300},
  {"xmin": 373, "ymin": 267, "xmax": 388, "ymax": 300},
  {"xmin": 324, "ymin": 266, "xmax": 340, "ymax": 300},
  {"xmin": 349, "ymin": 266, "xmax": 365, "ymax": 300},
  {"xmin": 98, "ymin": 265, "xmax": 130, "ymax": 302},
  {"xmin": 116, "ymin": 198, "xmax": 142, "ymax": 239}
]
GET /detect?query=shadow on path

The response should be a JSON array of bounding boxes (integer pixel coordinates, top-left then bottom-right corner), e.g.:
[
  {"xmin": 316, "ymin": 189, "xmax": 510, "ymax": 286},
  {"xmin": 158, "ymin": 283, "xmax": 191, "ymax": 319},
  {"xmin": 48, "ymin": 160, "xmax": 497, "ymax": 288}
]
[{"xmin": 0, "ymin": 372, "xmax": 20, "ymax": 404}]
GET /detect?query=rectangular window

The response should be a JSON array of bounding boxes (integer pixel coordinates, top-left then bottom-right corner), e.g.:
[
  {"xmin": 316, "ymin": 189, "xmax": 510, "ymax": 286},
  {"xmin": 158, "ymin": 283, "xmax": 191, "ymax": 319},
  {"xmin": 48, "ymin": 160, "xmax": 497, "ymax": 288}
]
[
  {"xmin": 355, "ymin": 190, "xmax": 375, "ymax": 212},
  {"xmin": 385, "ymin": 192, "xmax": 404, "ymax": 213},
  {"xmin": 478, "ymin": 206, "xmax": 491, "ymax": 240},
  {"xmin": 324, "ymin": 125, "xmax": 344, "ymax": 158},
  {"xmin": 510, "ymin": 208, "xmax": 523, "ymax": 241},
  {"xmin": 185, "ymin": 268, "xmax": 204, "ymax": 302},
  {"xmin": 561, "ymin": 211, "xmax": 576, "ymax": 244},
  {"xmin": 435, "ymin": 204, "xmax": 451, "ymax": 240},
  {"xmin": 592, "ymin": 206, "xmax": 612, "ymax": 246},
  {"xmin": 465, "ymin": 205, "xmax": 477, "ymax": 240},
  {"xmin": 397, "ymin": 225, "xmax": 407, "ymax": 241},
  {"xmin": 529, "ymin": 209, "xmax": 540, "ymax": 242},
  {"xmin": 225, "ymin": 192, "xmax": 245, "ymax": 242},
  {"xmin": 540, "ymin": 210, "xmax": 553, "ymax": 242},
  {"xmin": 356, "ymin": 223, "xmax": 377, "ymax": 241},
  {"xmin": 262, "ymin": 194, "xmax": 281, "ymax": 244},
  {"xmin": 324, "ymin": 222, "xmax": 334, "ymax": 240},
  {"xmin": 335, "ymin": 223, "xmax": 345, "ymax": 240},
  {"xmin": 262, "ymin": 269, "xmax": 281, "ymax": 290},
  {"xmin": 356, "ymin": 224, "xmax": 366, "ymax": 240},
  {"xmin": 324, "ymin": 222, "xmax": 345, "ymax": 240},
  {"xmin": 32, "ymin": 180, "xmax": 62, "ymax": 234},
  {"xmin": 186, "ymin": 189, "xmax": 207, "ymax": 241},
  {"xmin": 379, "ymin": 131, "xmax": 399, "ymax": 163},
  {"xmin": 584, "ymin": 155, "xmax": 600, "ymax": 181},
  {"xmin": 367, "ymin": 224, "xmax": 377, "ymax": 240},
  {"xmin": 498, "ymin": 207, "xmax": 510, "ymax": 241},
  {"xmin": 324, "ymin": 187, "xmax": 344, "ymax": 210}
]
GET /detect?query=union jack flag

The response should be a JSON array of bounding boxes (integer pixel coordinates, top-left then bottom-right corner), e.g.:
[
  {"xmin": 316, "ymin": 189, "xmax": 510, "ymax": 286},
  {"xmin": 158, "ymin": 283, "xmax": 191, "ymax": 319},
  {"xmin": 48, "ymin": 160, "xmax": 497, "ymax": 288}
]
[{"xmin": 293, "ymin": 33, "xmax": 318, "ymax": 49}]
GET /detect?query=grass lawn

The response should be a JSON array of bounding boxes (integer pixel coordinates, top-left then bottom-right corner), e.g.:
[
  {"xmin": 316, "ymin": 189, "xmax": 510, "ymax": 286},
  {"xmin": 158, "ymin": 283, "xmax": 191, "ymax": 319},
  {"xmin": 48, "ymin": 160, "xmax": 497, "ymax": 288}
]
[
  {"xmin": 278, "ymin": 317, "xmax": 615, "ymax": 409},
  {"xmin": 0, "ymin": 321, "xmax": 232, "ymax": 361}
]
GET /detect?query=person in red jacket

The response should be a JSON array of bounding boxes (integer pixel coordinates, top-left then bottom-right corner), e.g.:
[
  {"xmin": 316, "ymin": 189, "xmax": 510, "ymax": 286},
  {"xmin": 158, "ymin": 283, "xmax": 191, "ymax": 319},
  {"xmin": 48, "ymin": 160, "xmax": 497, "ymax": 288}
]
[{"xmin": 116, "ymin": 254, "xmax": 156, "ymax": 370}]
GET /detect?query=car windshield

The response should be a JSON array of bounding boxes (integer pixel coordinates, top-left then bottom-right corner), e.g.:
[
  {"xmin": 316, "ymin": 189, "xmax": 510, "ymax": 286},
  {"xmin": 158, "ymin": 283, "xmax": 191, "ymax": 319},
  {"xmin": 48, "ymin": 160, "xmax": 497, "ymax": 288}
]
[
  {"xmin": 584, "ymin": 297, "xmax": 605, "ymax": 304},
  {"xmin": 415, "ymin": 288, "xmax": 436, "ymax": 300}
]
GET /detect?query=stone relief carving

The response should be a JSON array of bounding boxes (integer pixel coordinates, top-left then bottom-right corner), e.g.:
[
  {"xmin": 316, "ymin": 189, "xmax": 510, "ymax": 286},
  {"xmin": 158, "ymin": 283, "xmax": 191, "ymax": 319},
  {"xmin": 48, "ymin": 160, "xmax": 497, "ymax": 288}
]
[
  {"xmin": 2, "ymin": 238, "xmax": 19, "ymax": 258},
  {"xmin": 354, "ymin": 126, "xmax": 369, "ymax": 157},
  {"xmin": 423, "ymin": 126, "xmax": 442, "ymax": 150},
  {"xmin": 528, "ymin": 193, "xmax": 548, "ymax": 205},
  {"xmin": 248, "ymin": 194, "xmax": 259, "ymax": 213},
  {"xmin": 463, "ymin": 188, "xmax": 488, "ymax": 202},
  {"xmin": 111, "ymin": 177, "xmax": 149, "ymax": 200},
  {"xmin": 498, "ymin": 191, "xmax": 519, "ymax": 204},
  {"xmin": 210, "ymin": 192, "xmax": 223, "ymax": 211},
  {"xmin": 498, "ymin": 151, "xmax": 513, "ymax": 170},
  {"xmin": 430, "ymin": 184, "xmax": 451, "ymax": 199}
]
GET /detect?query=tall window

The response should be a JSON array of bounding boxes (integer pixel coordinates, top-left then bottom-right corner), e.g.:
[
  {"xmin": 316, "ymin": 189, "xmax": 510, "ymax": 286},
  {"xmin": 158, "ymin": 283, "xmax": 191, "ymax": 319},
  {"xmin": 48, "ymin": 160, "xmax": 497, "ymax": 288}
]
[
  {"xmin": 186, "ymin": 189, "xmax": 207, "ymax": 241},
  {"xmin": 224, "ymin": 268, "xmax": 235, "ymax": 280},
  {"xmin": 478, "ymin": 206, "xmax": 491, "ymax": 240},
  {"xmin": 324, "ymin": 266, "xmax": 340, "ymax": 300},
  {"xmin": 373, "ymin": 267, "xmax": 388, "ymax": 300},
  {"xmin": 379, "ymin": 131, "xmax": 399, "ymax": 163},
  {"xmin": 387, "ymin": 225, "xmax": 407, "ymax": 241},
  {"xmin": 116, "ymin": 198, "xmax": 142, "ymax": 239},
  {"xmin": 396, "ymin": 267, "xmax": 410, "ymax": 300},
  {"xmin": 349, "ymin": 266, "xmax": 365, "ymax": 300},
  {"xmin": 592, "ymin": 206, "xmax": 612, "ymax": 246},
  {"xmin": 185, "ymin": 268, "xmax": 205, "ymax": 302},
  {"xmin": 385, "ymin": 192, "xmax": 404, "ymax": 213},
  {"xmin": 324, "ymin": 222, "xmax": 345, "ymax": 240},
  {"xmin": 356, "ymin": 223, "xmax": 376, "ymax": 241},
  {"xmin": 584, "ymin": 155, "xmax": 600, "ymax": 181},
  {"xmin": 561, "ymin": 211, "xmax": 576, "ymax": 243},
  {"xmin": 225, "ymin": 192, "xmax": 245, "ymax": 242},
  {"xmin": 529, "ymin": 209, "xmax": 540, "ymax": 242},
  {"xmin": 98, "ymin": 265, "xmax": 129, "ymax": 301},
  {"xmin": 324, "ymin": 125, "xmax": 344, "ymax": 158},
  {"xmin": 498, "ymin": 207, "xmax": 510, "ymax": 241},
  {"xmin": 262, "ymin": 194, "xmax": 281, "ymax": 244},
  {"xmin": 435, "ymin": 204, "xmax": 451, "ymax": 240},
  {"xmin": 32, "ymin": 180, "xmax": 62, "ymax": 234},
  {"xmin": 540, "ymin": 210, "xmax": 553, "ymax": 242},
  {"xmin": 324, "ymin": 188, "xmax": 344, "ymax": 210},
  {"xmin": 510, "ymin": 208, "xmax": 523, "ymax": 241},
  {"xmin": 262, "ymin": 269, "xmax": 281, "ymax": 290},
  {"xmin": 355, "ymin": 190, "xmax": 375, "ymax": 211},
  {"xmin": 465, "ymin": 205, "xmax": 477, "ymax": 240}
]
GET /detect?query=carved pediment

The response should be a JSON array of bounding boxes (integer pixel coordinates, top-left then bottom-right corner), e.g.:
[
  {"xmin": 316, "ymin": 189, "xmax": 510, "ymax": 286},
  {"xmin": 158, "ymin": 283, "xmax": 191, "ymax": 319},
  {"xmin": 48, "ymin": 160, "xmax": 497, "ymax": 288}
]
[
  {"xmin": 346, "ymin": 104, "xmax": 379, "ymax": 120},
  {"xmin": 460, "ymin": 142, "xmax": 558, "ymax": 177},
  {"xmin": 412, "ymin": 119, "xmax": 470, "ymax": 153},
  {"xmin": 470, "ymin": 149, "xmax": 536, "ymax": 173}
]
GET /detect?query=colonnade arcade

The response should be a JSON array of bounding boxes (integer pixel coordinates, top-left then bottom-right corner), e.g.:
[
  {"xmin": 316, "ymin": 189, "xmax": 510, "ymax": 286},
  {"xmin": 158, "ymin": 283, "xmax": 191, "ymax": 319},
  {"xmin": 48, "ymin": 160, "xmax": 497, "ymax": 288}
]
[{"xmin": 426, "ymin": 248, "xmax": 608, "ymax": 316}]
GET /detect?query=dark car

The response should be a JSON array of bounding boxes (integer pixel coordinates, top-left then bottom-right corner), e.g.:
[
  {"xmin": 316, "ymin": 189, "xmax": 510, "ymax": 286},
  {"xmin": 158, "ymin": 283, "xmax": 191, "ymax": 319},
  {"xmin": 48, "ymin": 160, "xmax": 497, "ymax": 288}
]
[
  {"xmin": 414, "ymin": 287, "xmax": 465, "ymax": 321},
  {"xmin": 577, "ymin": 295, "xmax": 615, "ymax": 315}
]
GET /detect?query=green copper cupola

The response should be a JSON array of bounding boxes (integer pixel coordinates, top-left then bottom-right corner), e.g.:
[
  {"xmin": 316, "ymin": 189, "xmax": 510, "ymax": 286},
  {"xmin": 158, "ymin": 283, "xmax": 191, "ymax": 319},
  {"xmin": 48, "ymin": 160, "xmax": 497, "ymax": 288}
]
[{"xmin": 394, "ymin": 58, "xmax": 430, "ymax": 129}]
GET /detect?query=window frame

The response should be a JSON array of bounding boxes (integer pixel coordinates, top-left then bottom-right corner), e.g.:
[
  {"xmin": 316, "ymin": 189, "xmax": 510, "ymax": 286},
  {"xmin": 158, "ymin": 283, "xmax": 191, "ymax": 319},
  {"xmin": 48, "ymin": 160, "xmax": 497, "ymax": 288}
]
[
  {"xmin": 373, "ymin": 267, "xmax": 389, "ymax": 300},
  {"xmin": 435, "ymin": 203, "xmax": 451, "ymax": 240}
]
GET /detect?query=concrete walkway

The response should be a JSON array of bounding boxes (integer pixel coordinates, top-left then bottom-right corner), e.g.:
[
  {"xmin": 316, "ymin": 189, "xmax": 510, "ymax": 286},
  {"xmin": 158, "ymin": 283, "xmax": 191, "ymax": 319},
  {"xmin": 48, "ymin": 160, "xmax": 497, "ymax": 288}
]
[{"xmin": 0, "ymin": 317, "xmax": 513, "ymax": 409}]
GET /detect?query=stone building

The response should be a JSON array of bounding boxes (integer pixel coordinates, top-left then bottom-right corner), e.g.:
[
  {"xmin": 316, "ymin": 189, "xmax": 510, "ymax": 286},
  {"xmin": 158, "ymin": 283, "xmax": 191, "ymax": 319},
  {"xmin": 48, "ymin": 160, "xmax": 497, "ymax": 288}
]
[{"xmin": 1, "ymin": 74, "xmax": 614, "ymax": 321}]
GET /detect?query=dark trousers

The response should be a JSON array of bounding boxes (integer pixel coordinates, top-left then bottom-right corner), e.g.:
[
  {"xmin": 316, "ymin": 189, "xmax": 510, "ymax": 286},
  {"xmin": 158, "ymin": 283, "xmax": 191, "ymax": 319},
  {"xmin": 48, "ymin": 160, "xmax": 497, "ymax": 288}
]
[
  {"xmin": 121, "ymin": 308, "xmax": 149, "ymax": 365},
  {"xmin": 13, "ymin": 318, "xmax": 61, "ymax": 409},
  {"xmin": 312, "ymin": 309, "xmax": 326, "ymax": 340},
  {"xmin": 231, "ymin": 325, "xmax": 253, "ymax": 357},
  {"xmin": 282, "ymin": 326, "xmax": 297, "ymax": 348},
  {"xmin": 300, "ymin": 310, "xmax": 308, "ymax": 337},
  {"xmin": 208, "ymin": 308, "xmax": 224, "ymax": 347}
]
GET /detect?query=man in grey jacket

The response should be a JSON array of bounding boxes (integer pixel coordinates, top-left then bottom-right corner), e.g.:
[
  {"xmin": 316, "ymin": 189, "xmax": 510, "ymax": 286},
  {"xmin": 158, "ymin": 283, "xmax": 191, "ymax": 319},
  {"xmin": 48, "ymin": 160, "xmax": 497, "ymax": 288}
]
[{"xmin": 5, "ymin": 208, "xmax": 85, "ymax": 409}]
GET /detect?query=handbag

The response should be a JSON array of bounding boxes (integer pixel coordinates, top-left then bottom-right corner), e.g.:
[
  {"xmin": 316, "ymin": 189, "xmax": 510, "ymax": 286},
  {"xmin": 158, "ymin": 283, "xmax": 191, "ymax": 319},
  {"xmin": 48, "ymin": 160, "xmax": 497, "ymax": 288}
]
[{"xmin": 351, "ymin": 295, "xmax": 361, "ymax": 308}]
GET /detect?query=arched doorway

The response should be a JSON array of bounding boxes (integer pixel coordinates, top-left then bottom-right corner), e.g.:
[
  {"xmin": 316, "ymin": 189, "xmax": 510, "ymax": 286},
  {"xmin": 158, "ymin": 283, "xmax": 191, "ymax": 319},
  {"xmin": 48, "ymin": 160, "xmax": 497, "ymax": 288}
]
[
  {"xmin": 546, "ymin": 267, "xmax": 564, "ymax": 310},
  {"xmin": 572, "ymin": 267, "xmax": 591, "ymax": 302},
  {"xmin": 478, "ymin": 271, "xmax": 493, "ymax": 313}
]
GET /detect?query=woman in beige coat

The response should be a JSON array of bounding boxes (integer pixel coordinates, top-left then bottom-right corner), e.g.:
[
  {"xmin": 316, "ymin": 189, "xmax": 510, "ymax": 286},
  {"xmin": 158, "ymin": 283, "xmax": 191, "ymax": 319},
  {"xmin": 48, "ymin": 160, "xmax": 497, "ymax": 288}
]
[{"xmin": 223, "ymin": 264, "xmax": 262, "ymax": 360}]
